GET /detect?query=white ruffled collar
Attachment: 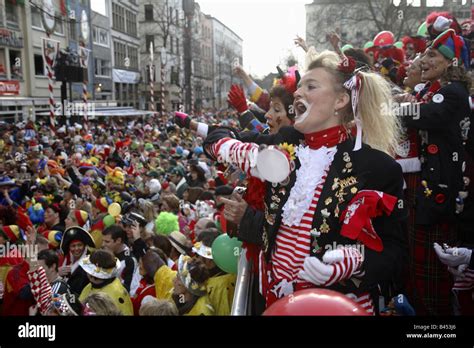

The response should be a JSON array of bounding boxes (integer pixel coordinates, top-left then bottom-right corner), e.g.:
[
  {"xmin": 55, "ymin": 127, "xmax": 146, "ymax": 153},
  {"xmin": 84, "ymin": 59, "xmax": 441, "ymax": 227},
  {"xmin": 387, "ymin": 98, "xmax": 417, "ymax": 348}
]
[{"xmin": 281, "ymin": 145, "xmax": 337, "ymax": 227}]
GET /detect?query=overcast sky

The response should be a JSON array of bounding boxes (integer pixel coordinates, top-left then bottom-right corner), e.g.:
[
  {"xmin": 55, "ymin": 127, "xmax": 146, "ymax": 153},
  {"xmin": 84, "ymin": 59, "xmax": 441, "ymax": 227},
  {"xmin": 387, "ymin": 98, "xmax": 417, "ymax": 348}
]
[
  {"xmin": 197, "ymin": 0, "xmax": 309, "ymax": 78},
  {"xmin": 92, "ymin": 0, "xmax": 452, "ymax": 78}
]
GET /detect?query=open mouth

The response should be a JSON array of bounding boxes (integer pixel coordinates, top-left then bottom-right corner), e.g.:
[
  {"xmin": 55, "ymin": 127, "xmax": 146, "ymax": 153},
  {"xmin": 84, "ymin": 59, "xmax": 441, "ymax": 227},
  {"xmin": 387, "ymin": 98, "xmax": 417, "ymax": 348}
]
[
  {"xmin": 294, "ymin": 99, "xmax": 308, "ymax": 117},
  {"xmin": 294, "ymin": 99, "xmax": 312, "ymax": 125}
]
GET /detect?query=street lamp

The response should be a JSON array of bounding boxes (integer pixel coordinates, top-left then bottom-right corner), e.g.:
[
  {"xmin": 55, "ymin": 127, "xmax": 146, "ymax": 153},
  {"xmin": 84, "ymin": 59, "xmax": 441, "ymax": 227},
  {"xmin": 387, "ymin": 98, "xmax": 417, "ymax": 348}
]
[{"xmin": 160, "ymin": 46, "xmax": 168, "ymax": 120}]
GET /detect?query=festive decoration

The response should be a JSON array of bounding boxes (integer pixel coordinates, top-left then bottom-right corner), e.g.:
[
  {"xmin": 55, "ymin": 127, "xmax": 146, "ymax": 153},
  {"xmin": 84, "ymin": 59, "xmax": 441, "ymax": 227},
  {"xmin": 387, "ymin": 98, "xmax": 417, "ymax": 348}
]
[
  {"xmin": 341, "ymin": 44, "xmax": 353, "ymax": 52},
  {"xmin": 103, "ymin": 214, "xmax": 115, "ymax": 227},
  {"xmin": 340, "ymin": 190, "xmax": 397, "ymax": 251},
  {"xmin": 279, "ymin": 142, "xmax": 296, "ymax": 161},
  {"xmin": 211, "ymin": 233, "xmax": 242, "ymax": 274},
  {"xmin": 263, "ymin": 289, "xmax": 370, "ymax": 316},
  {"xmin": 154, "ymin": 212, "xmax": 179, "ymax": 236},
  {"xmin": 430, "ymin": 29, "xmax": 470, "ymax": 69},
  {"xmin": 363, "ymin": 41, "xmax": 374, "ymax": 50},
  {"xmin": 41, "ymin": 37, "xmax": 60, "ymax": 133},
  {"xmin": 373, "ymin": 31, "xmax": 395, "ymax": 47},
  {"xmin": 417, "ymin": 21, "xmax": 428, "ymax": 37},
  {"xmin": 108, "ymin": 202, "xmax": 121, "ymax": 217},
  {"xmin": 27, "ymin": 203, "xmax": 45, "ymax": 224}
]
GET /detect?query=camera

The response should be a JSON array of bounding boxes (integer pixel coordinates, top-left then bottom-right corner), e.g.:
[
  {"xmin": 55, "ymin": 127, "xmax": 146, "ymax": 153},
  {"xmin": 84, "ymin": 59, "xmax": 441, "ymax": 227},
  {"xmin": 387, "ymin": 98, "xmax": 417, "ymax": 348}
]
[{"xmin": 121, "ymin": 212, "xmax": 147, "ymax": 227}]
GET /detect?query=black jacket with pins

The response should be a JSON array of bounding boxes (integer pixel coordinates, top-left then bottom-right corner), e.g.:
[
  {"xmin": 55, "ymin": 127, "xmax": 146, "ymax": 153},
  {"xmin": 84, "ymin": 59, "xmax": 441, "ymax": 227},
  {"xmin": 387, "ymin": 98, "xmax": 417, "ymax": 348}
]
[
  {"xmin": 206, "ymin": 126, "xmax": 408, "ymax": 295},
  {"xmin": 404, "ymin": 81, "xmax": 470, "ymax": 225}
]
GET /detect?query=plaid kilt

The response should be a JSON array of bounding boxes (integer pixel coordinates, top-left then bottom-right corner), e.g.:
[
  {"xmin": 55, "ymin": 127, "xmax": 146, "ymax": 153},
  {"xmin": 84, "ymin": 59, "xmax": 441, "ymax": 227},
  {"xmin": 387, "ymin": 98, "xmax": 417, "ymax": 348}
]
[{"xmin": 404, "ymin": 173, "xmax": 457, "ymax": 315}]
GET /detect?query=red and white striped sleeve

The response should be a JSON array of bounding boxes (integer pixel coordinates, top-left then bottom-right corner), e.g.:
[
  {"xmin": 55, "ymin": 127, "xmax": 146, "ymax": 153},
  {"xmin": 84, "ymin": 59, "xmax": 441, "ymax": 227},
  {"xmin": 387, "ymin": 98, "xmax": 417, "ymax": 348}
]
[
  {"xmin": 210, "ymin": 137, "xmax": 262, "ymax": 178},
  {"xmin": 27, "ymin": 266, "xmax": 53, "ymax": 315}
]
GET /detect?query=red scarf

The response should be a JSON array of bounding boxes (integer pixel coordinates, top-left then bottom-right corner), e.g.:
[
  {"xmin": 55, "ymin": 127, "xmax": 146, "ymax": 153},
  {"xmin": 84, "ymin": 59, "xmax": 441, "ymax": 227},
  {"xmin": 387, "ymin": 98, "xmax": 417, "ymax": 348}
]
[
  {"xmin": 415, "ymin": 80, "xmax": 441, "ymax": 104},
  {"xmin": 304, "ymin": 125, "xmax": 348, "ymax": 149}
]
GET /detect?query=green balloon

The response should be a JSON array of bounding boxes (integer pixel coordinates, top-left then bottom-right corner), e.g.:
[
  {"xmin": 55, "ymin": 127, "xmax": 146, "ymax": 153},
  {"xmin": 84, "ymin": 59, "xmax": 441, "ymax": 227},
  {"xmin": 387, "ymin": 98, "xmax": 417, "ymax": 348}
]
[
  {"xmin": 363, "ymin": 41, "xmax": 374, "ymax": 50},
  {"xmin": 211, "ymin": 234, "xmax": 242, "ymax": 274},
  {"xmin": 394, "ymin": 41, "xmax": 403, "ymax": 49},
  {"xmin": 417, "ymin": 21, "xmax": 428, "ymax": 37},
  {"xmin": 103, "ymin": 214, "xmax": 115, "ymax": 227},
  {"xmin": 341, "ymin": 44, "xmax": 354, "ymax": 52}
]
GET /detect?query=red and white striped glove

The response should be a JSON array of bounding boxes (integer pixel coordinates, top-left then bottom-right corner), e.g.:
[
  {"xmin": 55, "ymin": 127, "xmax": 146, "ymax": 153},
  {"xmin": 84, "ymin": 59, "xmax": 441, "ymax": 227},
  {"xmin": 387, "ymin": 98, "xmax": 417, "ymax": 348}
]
[
  {"xmin": 299, "ymin": 247, "xmax": 364, "ymax": 287},
  {"xmin": 27, "ymin": 266, "xmax": 53, "ymax": 315}
]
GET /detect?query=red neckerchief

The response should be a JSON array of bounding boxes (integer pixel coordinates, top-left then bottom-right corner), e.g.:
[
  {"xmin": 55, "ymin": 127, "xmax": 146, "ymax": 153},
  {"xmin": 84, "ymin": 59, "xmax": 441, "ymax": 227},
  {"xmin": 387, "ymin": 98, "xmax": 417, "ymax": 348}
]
[
  {"xmin": 416, "ymin": 80, "xmax": 441, "ymax": 104},
  {"xmin": 304, "ymin": 125, "xmax": 348, "ymax": 149}
]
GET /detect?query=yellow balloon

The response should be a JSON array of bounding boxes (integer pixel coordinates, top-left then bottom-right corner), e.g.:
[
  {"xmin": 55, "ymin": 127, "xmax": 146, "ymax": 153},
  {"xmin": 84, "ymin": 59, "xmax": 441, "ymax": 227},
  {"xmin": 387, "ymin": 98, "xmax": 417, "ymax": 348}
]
[{"xmin": 108, "ymin": 202, "xmax": 121, "ymax": 217}]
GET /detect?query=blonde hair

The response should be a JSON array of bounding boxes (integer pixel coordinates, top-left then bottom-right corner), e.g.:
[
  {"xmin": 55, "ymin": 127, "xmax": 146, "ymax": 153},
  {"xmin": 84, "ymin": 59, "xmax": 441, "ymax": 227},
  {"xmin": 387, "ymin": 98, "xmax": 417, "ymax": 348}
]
[
  {"xmin": 83, "ymin": 292, "xmax": 123, "ymax": 316},
  {"xmin": 141, "ymin": 200, "xmax": 155, "ymax": 221},
  {"xmin": 139, "ymin": 298, "xmax": 178, "ymax": 316},
  {"xmin": 307, "ymin": 50, "xmax": 401, "ymax": 156}
]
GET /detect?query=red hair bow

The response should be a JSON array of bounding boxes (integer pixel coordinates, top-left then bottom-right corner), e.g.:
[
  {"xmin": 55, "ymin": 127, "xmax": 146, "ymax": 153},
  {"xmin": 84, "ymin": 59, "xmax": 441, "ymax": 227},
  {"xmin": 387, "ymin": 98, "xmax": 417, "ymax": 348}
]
[{"xmin": 337, "ymin": 56, "xmax": 357, "ymax": 74}]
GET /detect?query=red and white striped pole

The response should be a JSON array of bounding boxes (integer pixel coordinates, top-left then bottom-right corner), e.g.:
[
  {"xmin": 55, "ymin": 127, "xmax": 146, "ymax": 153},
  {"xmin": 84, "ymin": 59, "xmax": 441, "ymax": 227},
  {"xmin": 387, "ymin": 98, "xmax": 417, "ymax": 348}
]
[
  {"xmin": 149, "ymin": 42, "xmax": 155, "ymax": 116},
  {"xmin": 160, "ymin": 47, "xmax": 168, "ymax": 122},
  {"xmin": 189, "ymin": 62, "xmax": 196, "ymax": 115},
  {"xmin": 80, "ymin": 43, "xmax": 89, "ymax": 132},
  {"xmin": 191, "ymin": 73, "xmax": 195, "ymax": 115},
  {"xmin": 45, "ymin": 34, "xmax": 56, "ymax": 134},
  {"xmin": 150, "ymin": 66, "xmax": 155, "ymax": 114},
  {"xmin": 161, "ymin": 62, "xmax": 165, "ymax": 120}
]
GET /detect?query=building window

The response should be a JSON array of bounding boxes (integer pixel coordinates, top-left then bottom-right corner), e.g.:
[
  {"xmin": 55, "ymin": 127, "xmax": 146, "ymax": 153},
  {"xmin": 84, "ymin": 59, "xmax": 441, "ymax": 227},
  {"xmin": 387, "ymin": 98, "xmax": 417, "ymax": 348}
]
[
  {"xmin": 93, "ymin": 26, "xmax": 109, "ymax": 47},
  {"xmin": 121, "ymin": 83, "xmax": 126, "ymax": 100},
  {"xmin": 114, "ymin": 41, "xmax": 127, "ymax": 68},
  {"xmin": 170, "ymin": 35, "xmax": 174, "ymax": 53},
  {"xmin": 9, "ymin": 50, "xmax": 22, "ymax": 80},
  {"xmin": 145, "ymin": 35, "xmax": 154, "ymax": 51},
  {"xmin": 69, "ymin": 18, "xmax": 77, "ymax": 41},
  {"xmin": 128, "ymin": 46, "xmax": 138, "ymax": 69},
  {"xmin": 34, "ymin": 54, "xmax": 45, "ymax": 76},
  {"xmin": 144, "ymin": 4, "xmax": 153, "ymax": 21},
  {"xmin": 94, "ymin": 59, "xmax": 111, "ymax": 77},
  {"xmin": 175, "ymin": 9, "xmax": 179, "ymax": 26},
  {"xmin": 31, "ymin": 5, "xmax": 43, "ymax": 28},
  {"xmin": 115, "ymin": 82, "xmax": 120, "ymax": 99},
  {"xmin": 5, "ymin": 0, "xmax": 19, "ymax": 28},
  {"xmin": 55, "ymin": 19, "xmax": 64, "ymax": 35},
  {"xmin": 0, "ymin": 49, "xmax": 6, "ymax": 80},
  {"xmin": 126, "ymin": 11, "xmax": 137, "ymax": 36},
  {"xmin": 112, "ymin": 3, "xmax": 125, "ymax": 32}
]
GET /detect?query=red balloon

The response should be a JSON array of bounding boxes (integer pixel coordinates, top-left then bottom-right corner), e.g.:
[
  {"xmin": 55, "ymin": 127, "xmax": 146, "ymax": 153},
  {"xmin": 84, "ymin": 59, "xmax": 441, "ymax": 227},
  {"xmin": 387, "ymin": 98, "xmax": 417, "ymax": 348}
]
[
  {"xmin": 263, "ymin": 289, "xmax": 370, "ymax": 316},
  {"xmin": 373, "ymin": 31, "xmax": 395, "ymax": 47}
]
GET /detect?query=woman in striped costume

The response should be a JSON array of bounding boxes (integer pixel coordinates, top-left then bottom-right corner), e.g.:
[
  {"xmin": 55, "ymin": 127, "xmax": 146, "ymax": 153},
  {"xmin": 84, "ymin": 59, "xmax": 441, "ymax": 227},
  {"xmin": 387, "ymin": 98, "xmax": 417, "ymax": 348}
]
[{"xmin": 203, "ymin": 50, "xmax": 407, "ymax": 314}]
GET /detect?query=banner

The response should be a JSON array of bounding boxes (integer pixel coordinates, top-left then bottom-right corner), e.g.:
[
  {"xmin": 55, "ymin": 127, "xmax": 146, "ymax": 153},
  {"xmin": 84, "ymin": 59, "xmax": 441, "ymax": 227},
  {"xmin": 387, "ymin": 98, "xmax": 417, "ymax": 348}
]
[
  {"xmin": 41, "ymin": 37, "xmax": 60, "ymax": 72},
  {"xmin": 0, "ymin": 80, "xmax": 20, "ymax": 95},
  {"xmin": 79, "ymin": 46, "xmax": 90, "ymax": 68},
  {"xmin": 112, "ymin": 69, "xmax": 140, "ymax": 84}
]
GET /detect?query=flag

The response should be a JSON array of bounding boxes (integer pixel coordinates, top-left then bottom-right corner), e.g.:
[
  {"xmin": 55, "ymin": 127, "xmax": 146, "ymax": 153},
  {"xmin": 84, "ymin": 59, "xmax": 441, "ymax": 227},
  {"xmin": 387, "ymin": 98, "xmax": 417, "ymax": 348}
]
[
  {"xmin": 41, "ymin": 37, "xmax": 60, "ymax": 75},
  {"xmin": 79, "ymin": 46, "xmax": 91, "ymax": 68},
  {"xmin": 60, "ymin": 0, "xmax": 68, "ymax": 16}
]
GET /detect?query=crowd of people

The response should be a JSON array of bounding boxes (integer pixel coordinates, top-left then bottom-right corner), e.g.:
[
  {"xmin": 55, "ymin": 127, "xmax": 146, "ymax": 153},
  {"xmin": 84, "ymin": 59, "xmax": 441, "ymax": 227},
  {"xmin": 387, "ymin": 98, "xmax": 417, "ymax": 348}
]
[{"xmin": 0, "ymin": 10, "xmax": 474, "ymax": 316}]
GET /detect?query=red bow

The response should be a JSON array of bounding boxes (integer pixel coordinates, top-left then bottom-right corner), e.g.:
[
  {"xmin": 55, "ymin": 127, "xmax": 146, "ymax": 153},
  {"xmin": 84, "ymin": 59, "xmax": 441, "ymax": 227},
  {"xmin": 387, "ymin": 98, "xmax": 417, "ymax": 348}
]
[
  {"xmin": 337, "ymin": 56, "xmax": 357, "ymax": 74},
  {"xmin": 339, "ymin": 190, "xmax": 397, "ymax": 252}
]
